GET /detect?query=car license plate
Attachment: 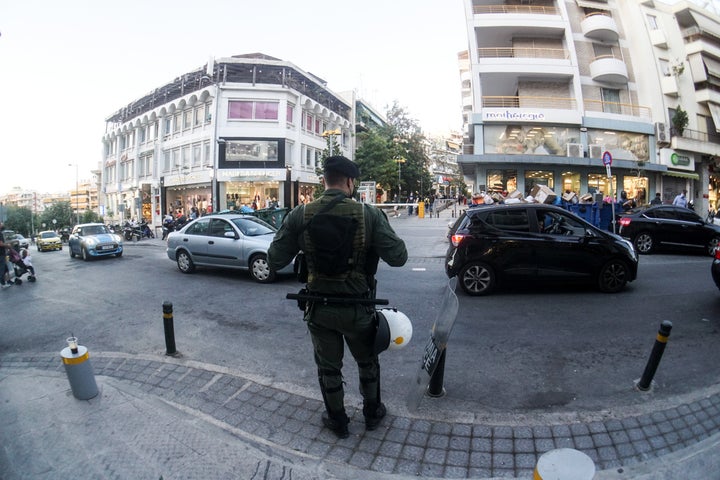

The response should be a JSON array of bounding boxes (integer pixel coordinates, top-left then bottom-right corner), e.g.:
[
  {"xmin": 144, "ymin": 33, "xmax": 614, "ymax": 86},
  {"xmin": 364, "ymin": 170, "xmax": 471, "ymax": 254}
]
[{"xmin": 98, "ymin": 245, "xmax": 113, "ymax": 251}]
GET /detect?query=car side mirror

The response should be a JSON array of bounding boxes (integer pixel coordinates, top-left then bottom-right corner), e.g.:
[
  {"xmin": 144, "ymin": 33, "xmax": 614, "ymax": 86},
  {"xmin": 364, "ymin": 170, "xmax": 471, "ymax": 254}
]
[{"xmin": 224, "ymin": 231, "xmax": 237, "ymax": 239}]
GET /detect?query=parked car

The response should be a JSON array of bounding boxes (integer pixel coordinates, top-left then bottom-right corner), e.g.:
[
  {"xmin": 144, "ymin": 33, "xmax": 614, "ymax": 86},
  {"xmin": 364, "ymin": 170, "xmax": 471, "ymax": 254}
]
[
  {"xmin": 68, "ymin": 223, "xmax": 123, "ymax": 260},
  {"xmin": 712, "ymin": 247, "xmax": 720, "ymax": 290},
  {"xmin": 445, "ymin": 203, "xmax": 638, "ymax": 296},
  {"xmin": 2, "ymin": 229, "xmax": 19, "ymax": 250},
  {"xmin": 617, "ymin": 205, "xmax": 720, "ymax": 255},
  {"xmin": 14, "ymin": 234, "xmax": 29, "ymax": 250},
  {"xmin": 166, "ymin": 213, "xmax": 292, "ymax": 283},
  {"xmin": 36, "ymin": 230, "xmax": 62, "ymax": 252}
]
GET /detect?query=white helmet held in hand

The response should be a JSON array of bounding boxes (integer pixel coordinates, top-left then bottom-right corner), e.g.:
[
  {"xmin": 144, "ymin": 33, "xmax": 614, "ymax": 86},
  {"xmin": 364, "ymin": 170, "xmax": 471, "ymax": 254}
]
[{"xmin": 373, "ymin": 308, "xmax": 413, "ymax": 354}]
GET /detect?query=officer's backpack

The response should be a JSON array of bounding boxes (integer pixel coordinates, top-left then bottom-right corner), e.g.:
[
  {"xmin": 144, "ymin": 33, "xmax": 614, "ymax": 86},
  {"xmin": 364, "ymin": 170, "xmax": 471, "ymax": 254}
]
[{"xmin": 302, "ymin": 194, "xmax": 360, "ymax": 276}]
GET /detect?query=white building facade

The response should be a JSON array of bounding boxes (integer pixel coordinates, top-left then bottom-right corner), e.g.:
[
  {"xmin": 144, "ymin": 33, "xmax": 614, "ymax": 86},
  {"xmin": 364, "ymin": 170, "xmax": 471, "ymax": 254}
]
[
  {"xmin": 461, "ymin": 0, "xmax": 720, "ymax": 214},
  {"xmin": 102, "ymin": 53, "xmax": 352, "ymax": 226}
]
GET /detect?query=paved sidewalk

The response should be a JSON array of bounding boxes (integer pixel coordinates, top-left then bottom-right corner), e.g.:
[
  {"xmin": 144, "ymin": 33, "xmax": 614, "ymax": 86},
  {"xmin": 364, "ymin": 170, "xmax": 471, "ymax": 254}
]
[
  {"xmin": 2, "ymin": 348, "xmax": 720, "ymax": 479},
  {"xmin": 2, "ymin": 204, "xmax": 720, "ymax": 479}
]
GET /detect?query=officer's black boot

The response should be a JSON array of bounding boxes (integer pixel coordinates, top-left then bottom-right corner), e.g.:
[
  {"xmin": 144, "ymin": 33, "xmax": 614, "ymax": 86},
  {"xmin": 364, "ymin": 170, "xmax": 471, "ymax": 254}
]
[
  {"xmin": 363, "ymin": 402, "xmax": 387, "ymax": 431},
  {"xmin": 322, "ymin": 410, "xmax": 349, "ymax": 439}
]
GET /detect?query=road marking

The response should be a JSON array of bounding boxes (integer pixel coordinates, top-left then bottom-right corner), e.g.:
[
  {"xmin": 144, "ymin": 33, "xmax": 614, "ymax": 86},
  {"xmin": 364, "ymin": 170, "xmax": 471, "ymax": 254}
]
[{"xmin": 412, "ymin": 268, "xmax": 426, "ymax": 271}]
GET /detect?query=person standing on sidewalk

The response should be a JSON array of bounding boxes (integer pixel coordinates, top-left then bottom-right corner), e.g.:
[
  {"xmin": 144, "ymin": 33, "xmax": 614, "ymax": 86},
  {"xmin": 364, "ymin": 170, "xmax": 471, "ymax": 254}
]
[
  {"xmin": 0, "ymin": 222, "xmax": 11, "ymax": 288},
  {"xmin": 268, "ymin": 156, "xmax": 408, "ymax": 439}
]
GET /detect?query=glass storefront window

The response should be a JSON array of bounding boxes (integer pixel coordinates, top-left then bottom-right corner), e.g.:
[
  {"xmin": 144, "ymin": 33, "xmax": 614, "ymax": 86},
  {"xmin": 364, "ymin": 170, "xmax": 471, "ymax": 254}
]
[
  {"xmin": 561, "ymin": 171, "xmax": 580, "ymax": 195},
  {"xmin": 623, "ymin": 177, "xmax": 648, "ymax": 205},
  {"xmin": 587, "ymin": 174, "xmax": 616, "ymax": 199},
  {"xmin": 525, "ymin": 171, "xmax": 554, "ymax": 196},
  {"xmin": 487, "ymin": 169, "xmax": 517, "ymax": 194}
]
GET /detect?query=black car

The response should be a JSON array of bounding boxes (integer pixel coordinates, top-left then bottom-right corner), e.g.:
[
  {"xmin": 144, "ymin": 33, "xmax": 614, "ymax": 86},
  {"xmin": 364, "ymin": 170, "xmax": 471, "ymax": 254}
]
[
  {"xmin": 617, "ymin": 205, "xmax": 720, "ymax": 255},
  {"xmin": 445, "ymin": 203, "xmax": 638, "ymax": 296}
]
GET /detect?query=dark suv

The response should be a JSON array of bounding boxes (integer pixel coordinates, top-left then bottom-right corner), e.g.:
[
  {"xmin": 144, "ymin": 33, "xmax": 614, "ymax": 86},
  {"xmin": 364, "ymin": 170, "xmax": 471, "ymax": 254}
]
[
  {"xmin": 445, "ymin": 204, "xmax": 638, "ymax": 296},
  {"xmin": 617, "ymin": 205, "xmax": 720, "ymax": 255}
]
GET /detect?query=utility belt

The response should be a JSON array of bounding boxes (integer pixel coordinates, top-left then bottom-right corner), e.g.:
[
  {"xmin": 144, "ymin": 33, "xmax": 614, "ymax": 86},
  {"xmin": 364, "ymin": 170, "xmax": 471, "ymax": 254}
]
[{"xmin": 287, "ymin": 289, "xmax": 388, "ymax": 311}]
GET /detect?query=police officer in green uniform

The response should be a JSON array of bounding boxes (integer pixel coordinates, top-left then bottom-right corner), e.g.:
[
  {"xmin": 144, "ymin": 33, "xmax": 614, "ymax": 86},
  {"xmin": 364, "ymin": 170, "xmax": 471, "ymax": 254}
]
[{"xmin": 268, "ymin": 156, "xmax": 408, "ymax": 438}]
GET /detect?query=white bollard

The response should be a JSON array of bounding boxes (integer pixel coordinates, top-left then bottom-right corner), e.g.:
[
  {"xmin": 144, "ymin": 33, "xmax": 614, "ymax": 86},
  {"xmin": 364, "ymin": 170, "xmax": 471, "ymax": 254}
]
[{"xmin": 534, "ymin": 448, "xmax": 595, "ymax": 480}]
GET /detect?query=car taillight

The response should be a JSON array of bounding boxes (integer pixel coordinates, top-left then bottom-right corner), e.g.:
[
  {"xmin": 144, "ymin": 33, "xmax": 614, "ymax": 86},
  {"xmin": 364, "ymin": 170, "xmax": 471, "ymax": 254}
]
[
  {"xmin": 619, "ymin": 217, "xmax": 631, "ymax": 228},
  {"xmin": 715, "ymin": 247, "xmax": 720, "ymax": 260},
  {"xmin": 451, "ymin": 233, "xmax": 466, "ymax": 247}
]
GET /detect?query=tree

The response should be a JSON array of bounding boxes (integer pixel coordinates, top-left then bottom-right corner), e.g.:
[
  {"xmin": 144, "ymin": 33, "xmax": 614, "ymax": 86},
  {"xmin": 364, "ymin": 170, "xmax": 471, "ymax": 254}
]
[
  {"xmin": 3, "ymin": 205, "xmax": 33, "ymax": 236},
  {"xmin": 39, "ymin": 201, "xmax": 74, "ymax": 231},
  {"xmin": 353, "ymin": 102, "xmax": 433, "ymax": 202}
]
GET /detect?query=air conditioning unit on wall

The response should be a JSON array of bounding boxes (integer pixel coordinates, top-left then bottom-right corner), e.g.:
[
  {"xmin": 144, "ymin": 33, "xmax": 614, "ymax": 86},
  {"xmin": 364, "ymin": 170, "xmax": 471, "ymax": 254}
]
[
  {"xmin": 655, "ymin": 122, "xmax": 671, "ymax": 145},
  {"xmin": 566, "ymin": 143, "xmax": 583, "ymax": 158},
  {"xmin": 589, "ymin": 145, "xmax": 604, "ymax": 159}
]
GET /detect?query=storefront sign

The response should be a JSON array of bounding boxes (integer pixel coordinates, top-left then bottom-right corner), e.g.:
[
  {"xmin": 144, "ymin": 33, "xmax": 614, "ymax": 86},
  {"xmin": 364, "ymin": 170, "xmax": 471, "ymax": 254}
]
[
  {"xmin": 480, "ymin": 108, "xmax": 583, "ymax": 124},
  {"xmin": 217, "ymin": 169, "xmax": 285, "ymax": 181},
  {"xmin": 659, "ymin": 148, "xmax": 695, "ymax": 171}
]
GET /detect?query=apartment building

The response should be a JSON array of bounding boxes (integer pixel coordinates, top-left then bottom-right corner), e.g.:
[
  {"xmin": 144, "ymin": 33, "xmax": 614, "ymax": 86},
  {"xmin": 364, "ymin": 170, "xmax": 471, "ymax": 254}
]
[
  {"xmin": 460, "ymin": 0, "xmax": 720, "ymax": 213},
  {"xmin": 102, "ymin": 53, "xmax": 353, "ymax": 225}
]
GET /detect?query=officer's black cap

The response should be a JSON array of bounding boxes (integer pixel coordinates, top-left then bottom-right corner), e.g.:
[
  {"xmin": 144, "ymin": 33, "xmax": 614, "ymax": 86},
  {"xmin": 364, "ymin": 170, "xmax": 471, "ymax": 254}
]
[{"xmin": 324, "ymin": 156, "xmax": 360, "ymax": 179}]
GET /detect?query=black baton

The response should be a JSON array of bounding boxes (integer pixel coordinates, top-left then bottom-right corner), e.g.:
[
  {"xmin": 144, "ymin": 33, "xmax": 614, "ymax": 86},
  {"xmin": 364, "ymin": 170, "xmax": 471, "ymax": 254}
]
[{"xmin": 286, "ymin": 293, "xmax": 389, "ymax": 306}]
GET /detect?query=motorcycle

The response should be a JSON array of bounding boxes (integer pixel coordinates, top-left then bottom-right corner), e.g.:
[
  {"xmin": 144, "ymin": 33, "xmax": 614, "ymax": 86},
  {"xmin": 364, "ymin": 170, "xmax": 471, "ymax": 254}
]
[{"xmin": 123, "ymin": 221, "xmax": 154, "ymax": 241}]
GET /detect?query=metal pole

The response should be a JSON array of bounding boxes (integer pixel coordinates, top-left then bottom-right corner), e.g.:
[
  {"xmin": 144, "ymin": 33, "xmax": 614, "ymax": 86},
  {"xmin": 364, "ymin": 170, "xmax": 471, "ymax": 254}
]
[
  {"xmin": 637, "ymin": 321, "xmax": 673, "ymax": 391},
  {"xmin": 75, "ymin": 164, "xmax": 79, "ymax": 224},
  {"xmin": 427, "ymin": 349, "xmax": 447, "ymax": 397},
  {"xmin": 163, "ymin": 301, "xmax": 177, "ymax": 356}
]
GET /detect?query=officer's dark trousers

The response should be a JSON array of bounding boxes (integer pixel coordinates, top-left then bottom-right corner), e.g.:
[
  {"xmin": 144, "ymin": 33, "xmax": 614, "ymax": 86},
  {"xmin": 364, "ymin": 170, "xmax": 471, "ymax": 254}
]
[{"xmin": 306, "ymin": 303, "xmax": 380, "ymax": 416}]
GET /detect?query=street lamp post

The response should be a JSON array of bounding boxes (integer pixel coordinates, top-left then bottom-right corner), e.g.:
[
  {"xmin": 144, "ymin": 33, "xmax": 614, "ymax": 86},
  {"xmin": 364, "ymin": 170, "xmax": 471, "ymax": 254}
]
[
  {"xmin": 68, "ymin": 163, "xmax": 79, "ymax": 225},
  {"xmin": 394, "ymin": 157, "xmax": 406, "ymax": 202}
]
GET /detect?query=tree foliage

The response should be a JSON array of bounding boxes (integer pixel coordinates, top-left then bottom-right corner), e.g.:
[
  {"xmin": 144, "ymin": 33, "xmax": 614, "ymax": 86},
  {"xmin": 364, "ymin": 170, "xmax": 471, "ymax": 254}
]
[
  {"xmin": 354, "ymin": 102, "xmax": 433, "ymax": 202},
  {"xmin": 2, "ymin": 205, "xmax": 33, "ymax": 236},
  {"xmin": 39, "ymin": 201, "xmax": 74, "ymax": 231}
]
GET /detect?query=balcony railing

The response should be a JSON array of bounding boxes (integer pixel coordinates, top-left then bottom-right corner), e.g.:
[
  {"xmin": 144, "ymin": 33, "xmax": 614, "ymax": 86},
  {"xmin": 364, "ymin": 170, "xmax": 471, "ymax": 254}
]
[
  {"xmin": 477, "ymin": 47, "xmax": 568, "ymax": 59},
  {"xmin": 480, "ymin": 96, "xmax": 650, "ymax": 118},
  {"xmin": 482, "ymin": 96, "xmax": 577, "ymax": 109},
  {"xmin": 473, "ymin": 4, "xmax": 559, "ymax": 15},
  {"xmin": 584, "ymin": 99, "xmax": 650, "ymax": 118},
  {"xmin": 674, "ymin": 127, "xmax": 720, "ymax": 144}
]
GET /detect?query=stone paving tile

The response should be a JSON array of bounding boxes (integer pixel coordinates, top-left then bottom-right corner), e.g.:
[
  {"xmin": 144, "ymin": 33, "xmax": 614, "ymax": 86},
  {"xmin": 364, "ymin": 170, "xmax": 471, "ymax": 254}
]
[{"xmin": 4, "ymin": 353, "xmax": 720, "ymax": 478}]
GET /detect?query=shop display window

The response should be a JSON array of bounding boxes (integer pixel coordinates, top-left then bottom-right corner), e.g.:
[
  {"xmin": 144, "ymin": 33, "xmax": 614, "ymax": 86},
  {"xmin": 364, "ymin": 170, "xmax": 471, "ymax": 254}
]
[{"xmin": 525, "ymin": 171, "xmax": 554, "ymax": 196}]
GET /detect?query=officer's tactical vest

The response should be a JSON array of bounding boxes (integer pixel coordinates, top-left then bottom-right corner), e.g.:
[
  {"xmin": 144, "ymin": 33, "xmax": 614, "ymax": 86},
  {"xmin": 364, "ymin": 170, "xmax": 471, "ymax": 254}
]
[{"xmin": 302, "ymin": 195, "xmax": 367, "ymax": 295}]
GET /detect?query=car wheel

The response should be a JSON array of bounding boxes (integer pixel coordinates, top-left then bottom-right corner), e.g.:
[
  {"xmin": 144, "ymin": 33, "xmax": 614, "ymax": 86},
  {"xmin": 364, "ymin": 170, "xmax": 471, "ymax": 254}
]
[
  {"xmin": 598, "ymin": 259, "xmax": 629, "ymax": 293},
  {"xmin": 458, "ymin": 261, "xmax": 495, "ymax": 296},
  {"xmin": 633, "ymin": 232, "xmax": 654, "ymax": 254},
  {"xmin": 115, "ymin": 251, "xmax": 122, "ymax": 257},
  {"xmin": 250, "ymin": 254, "xmax": 275, "ymax": 283},
  {"xmin": 176, "ymin": 250, "xmax": 195, "ymax": 273},
  {"xmin": 82, "ymin": 247, "xmax": 90, "ymax": 261},
  {"xmin": 707, "ymin": 237, "xmax": 720, "ymax": 256},
  {"xmin": 69, "ymin": 246, "xmax": 75, "ymax": 258}
]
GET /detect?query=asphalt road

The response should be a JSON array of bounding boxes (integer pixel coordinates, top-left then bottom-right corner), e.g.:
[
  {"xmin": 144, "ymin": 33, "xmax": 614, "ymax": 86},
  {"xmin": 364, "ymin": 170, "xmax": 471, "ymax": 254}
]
[{"xmin": 2, "ymin": 218, "xmax": 719, "ymax": 423}]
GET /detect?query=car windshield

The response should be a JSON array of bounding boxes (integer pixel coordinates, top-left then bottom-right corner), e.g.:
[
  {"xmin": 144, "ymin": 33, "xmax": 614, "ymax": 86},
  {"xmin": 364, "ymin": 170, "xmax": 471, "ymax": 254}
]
[
  {"xmin": 81, "ymin": 225, "xmax": 109, "ymax": 236},
  {"xmin": 41, "ymin": 232, "xmax": 55, "ymax": 238},
  {"xmin": 231, "ymin": 217, "xmax": 276, "ymax": 236}
]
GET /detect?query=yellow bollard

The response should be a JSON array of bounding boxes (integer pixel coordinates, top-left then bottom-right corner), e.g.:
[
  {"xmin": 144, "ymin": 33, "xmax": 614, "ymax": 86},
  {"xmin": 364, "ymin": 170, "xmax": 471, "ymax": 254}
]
[
  {"xmin": 534, "ymin": 448, "xmax": 595, "ymax": 480},
  {"xmin": 418, "ymin": 201, "xmax": 425, "ymax": 218}
]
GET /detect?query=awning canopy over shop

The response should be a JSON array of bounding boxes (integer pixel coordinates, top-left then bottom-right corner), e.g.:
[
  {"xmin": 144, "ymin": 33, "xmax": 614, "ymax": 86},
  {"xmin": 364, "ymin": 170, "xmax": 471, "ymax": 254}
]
[
  {"xmin": 575, "ymin": 0, "xmax": 610, "ymax": 10},
  {"xmin": 708, "ymin": 102, "xmax": 720, "ymax": 133},
  {"xmin": 662, "ymin": 170, "xmax": 699, "ymax": 180}
]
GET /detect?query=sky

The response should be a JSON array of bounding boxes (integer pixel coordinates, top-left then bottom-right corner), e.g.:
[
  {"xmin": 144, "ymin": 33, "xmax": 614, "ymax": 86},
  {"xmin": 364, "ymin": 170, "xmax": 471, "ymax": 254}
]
[{"xmin": 0, "ymin": 0, "xmax": 467, "ymax": 195}]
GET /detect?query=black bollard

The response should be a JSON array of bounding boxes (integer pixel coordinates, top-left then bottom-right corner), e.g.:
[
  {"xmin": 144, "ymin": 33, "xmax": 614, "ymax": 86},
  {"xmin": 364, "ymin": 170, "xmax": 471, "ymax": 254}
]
[
  {"xmin": 637, "ymin": 321, "xmax": 672, "ymax": 391},
  {"xmin": 427, "ymin": 349, "xmax": 447, "ymax": 397},
  {"xmin": 163, "ymin": 301, "xmax": 177, "ymax": 356}
]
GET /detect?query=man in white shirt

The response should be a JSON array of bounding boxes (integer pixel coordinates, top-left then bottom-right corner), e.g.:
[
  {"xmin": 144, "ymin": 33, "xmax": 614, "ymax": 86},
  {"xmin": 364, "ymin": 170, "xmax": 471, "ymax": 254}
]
[{"xmin": 672, "ymin": 190, "xmax": 688, "ymax": 208}]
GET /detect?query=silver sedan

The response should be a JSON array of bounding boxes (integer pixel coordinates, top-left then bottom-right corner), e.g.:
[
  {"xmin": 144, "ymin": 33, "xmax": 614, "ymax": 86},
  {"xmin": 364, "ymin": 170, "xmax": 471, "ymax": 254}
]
[{"xmin": 166, "ymin": 213, "xmax": 291, "ymax": 283}]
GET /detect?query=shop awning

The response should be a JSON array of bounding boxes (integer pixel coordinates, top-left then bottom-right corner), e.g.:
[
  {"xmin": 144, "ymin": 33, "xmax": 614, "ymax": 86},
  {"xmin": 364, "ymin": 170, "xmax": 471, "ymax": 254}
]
[
  {"xmin": 709, "ymin": 102, "xmax": 720, "ymax": 133},
  {"xmin": 575, "ymin": 0, "xmax": 610, "ymax": 10},
  {"xmin": 662, "ymin": 170, "xmax": 699, "ymax": 180},
  {"xmin": 703, "ymin": 55, "xmax": 720, "ymax": 78}
]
